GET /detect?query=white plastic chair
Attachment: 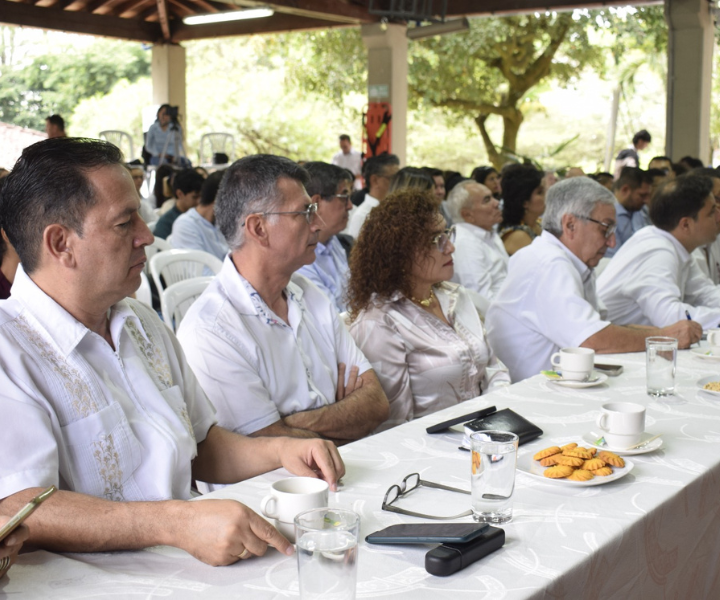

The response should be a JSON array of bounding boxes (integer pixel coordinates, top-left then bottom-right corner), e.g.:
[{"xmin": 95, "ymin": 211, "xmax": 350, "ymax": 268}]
[
  {"xmin": 199, "ymin": 132, "xmax": 235, "ymax": 167},
  {"xmin": 144, "ymin": 237, "xmax": 172, "ymax": 275},
  {"xmin": 99, "ymin": 130, "xmax": 135, "ymax": 161},
  {"xmin": 150, "ymin": 249, "xmax": 223, "ymax": 295},
  {"xmin": 135, "ymin": 271, "xmax": 153, "ymax": 307},
  {"xmin": 161, "ymin": 276, "xmax": 213, "ymax": 332}
]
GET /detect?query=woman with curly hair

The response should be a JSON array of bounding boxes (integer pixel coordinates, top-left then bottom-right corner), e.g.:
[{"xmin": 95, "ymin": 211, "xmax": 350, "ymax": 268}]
[
  {"xmin": 347, "ymin": 189, "xmax": 510, "ymax": 432},
  {"xmin": 498, "ymin": 164, "xmax": 545, "ymax": 256}
]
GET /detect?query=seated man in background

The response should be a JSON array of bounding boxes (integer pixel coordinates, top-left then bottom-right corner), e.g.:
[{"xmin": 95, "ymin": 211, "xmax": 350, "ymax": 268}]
[
  {"xmin": 345, "ymin": 154, "xmax": 400, "ymax": 239},
  {"xmin": 446, "ymin": 179, "xmax": 507, "ymax": 312},
  {"xmin": 153, "ymin": 168, "xmax": 204, "ymax": 239},
  {"xmin": 598, "ymin": 174, "xmax": 720, "ymax": 329},
  {"xmin": 297, "ymin": 162, "xmax": 353, "ymax": 313},
  {"xmin": 691, "ymin": 169, "xmax": 720, "ymax": 284},
  {"xmin": 125, "ymin": 163, "xmax": 156, "ymax": 224},
  {"xmin": 486, "ymin": 177, "xmax": 699, "ymax": 382},
  {"xmin": 604, "ymin": 167, "xmax": 652, "ymax": 258},
  {"xmin": 178, "ymin": 155, "xmax": 389, "ymax": 441},
  {"xmin": 171, "ymin": 171, "xmax": 229, "ymax": 261},
  {"xmin": 0, "ymin": 138, "xmax": 343, "ymax": 566}
]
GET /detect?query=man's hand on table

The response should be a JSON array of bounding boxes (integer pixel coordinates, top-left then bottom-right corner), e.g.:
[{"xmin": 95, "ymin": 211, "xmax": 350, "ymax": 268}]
[
  {"xmin": 661, "ymin": 320, "xmax": 702, "ymax": 348},
  {"xmin": 275, "ymin": 437, "xmax": 345, "ymax": 492},
  {"xmin": 0, "ymin": 519, "xmax": 28, "ymax": 578}
]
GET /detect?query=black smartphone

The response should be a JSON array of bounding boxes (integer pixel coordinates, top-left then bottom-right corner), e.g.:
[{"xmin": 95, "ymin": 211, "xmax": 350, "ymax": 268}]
[
  {"xmin": 426, "ymin": 406, "xmax": 497, "ymax": 434},
  {"xmin": 594, "ymin": 363, "xmax": 623, "ymax": 376},
  {"xmin": 366, "ymin": 523, "xmax": 489, "ymax": 545}
]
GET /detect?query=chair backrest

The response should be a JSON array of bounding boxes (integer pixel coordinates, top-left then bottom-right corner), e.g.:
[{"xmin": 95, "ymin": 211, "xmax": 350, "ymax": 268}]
[
  {"xmin": 135, "ymin": 271, "xmax": 153, "ymax": 307},
  {"xmin": 99, "ymin": 130, "xmax": 135, "ymax": 161},
  {"xmin": 199, "ymin": 132, "xmax": 235, "ymax": 166},
  {"xmin": 144, "ymin": 237, "xmax": 172, "ymax": 274},
  {"xmin": 150, "ymin": 248, "xmax": 223, "ymax": 294},
  {"xmin": 161, "ymin": 276, "xmax": 213, "ymax": 332}
]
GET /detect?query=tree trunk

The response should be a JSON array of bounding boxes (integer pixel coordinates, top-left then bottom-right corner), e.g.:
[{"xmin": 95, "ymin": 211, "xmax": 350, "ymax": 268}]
[
  {"xmin": 501, "ymin": 108, "xmax": 524, "ymax": 159},
  {"xmin": 474, "ymin": 114, "xmax": 502, "ymax": 169}
]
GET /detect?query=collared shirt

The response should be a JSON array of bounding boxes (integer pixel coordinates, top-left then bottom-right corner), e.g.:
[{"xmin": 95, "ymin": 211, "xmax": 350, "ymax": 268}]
[
  {"xmin": 597, "ymin": 226, "xmax": 720, "ymax": 328},
  {"xmin": 0, "ymin": 267, "xmax": 217, "ymax": 502},
  {"xmin": 297, "ymin": 236, "xmax": 349, "ymax": 313},
  {"xmin": 486, "ymin": 231, "xmax": 610, "ymax": 382},
  {"xmin": 171, "ymin": 207, "xmax": 229, "ymax": 261},
  {"xmin": 451, "ymin": 222, "xmax": 509, "ymax": 300},
  {"xmin": 693, "ymin": 235, "xmax": 720, "ymax": 285},
  {"xmin": 177, "ymin": 257, "xmax": 372, "ymax": 435},
  {"xmin": 349, "ymin": 282, "xmax": 510, "ymax": 432},
  {"xmin": 344, "ymin": 193, "xmax": 379, "ymax": 239},
  {"xmin": 146, "ymin": 122, "xmax": 186, "ymax": 158},
  {"xmin": 154, "ymin": 205, "xmax": 181, "ymax": 240},
  {"xmin": 331, "ymin": 149, "xmax": 362, "ymax": 177},
  {"xmin": 604, "ymin": 200, "xmax": 648, "ymax": 258}
]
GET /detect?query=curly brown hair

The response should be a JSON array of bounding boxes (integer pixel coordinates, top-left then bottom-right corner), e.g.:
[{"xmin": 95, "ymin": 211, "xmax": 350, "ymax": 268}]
[{"xmin": 347, "ymin": 188, "xmax": 440, "ymax": 321}]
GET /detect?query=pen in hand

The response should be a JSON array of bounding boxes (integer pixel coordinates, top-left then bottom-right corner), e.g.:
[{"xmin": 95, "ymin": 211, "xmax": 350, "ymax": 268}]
[{"xmin": 685, "ymin": 310, "xmax": 692, "ymax": 321}]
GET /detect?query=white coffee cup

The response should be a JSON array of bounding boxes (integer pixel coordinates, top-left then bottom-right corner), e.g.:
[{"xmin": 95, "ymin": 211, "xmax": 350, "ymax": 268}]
[
  {"xmin": 550, "ymin": 347, "xmax": 595, "ymax": 381},
  {"xmin": 596, "ymin": 402, "xmax": 646, "ymax": 448},
  {"xmin": 707, "ymin": 328, "xmax": 720, "ymax": 347},
  {"xmin": 260, "ymin": 477, "xmax": 329, "ymax": 543}
]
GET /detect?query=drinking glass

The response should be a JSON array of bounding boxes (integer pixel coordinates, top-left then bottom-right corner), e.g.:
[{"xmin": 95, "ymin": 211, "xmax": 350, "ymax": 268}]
[
  {"xmin": 646, "ymin": 336, "xmax": 678, "ymax": 397},
  {"xmin": 295, "ymin": 508, "xmax": 359, "ymax": 600},
  {"xmin": 470, "ymin": 430, "xmax": 518, "ymax": 524}
]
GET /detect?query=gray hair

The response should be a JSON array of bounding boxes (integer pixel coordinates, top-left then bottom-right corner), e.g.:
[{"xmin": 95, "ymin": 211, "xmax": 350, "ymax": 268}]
[
  {"xmin": 445, "ymin": 179, "xmax": 477, "ymax": 223},
  {"xmin": 215, "ymin": 154, "xmax": 310, "ymax": 250},
  {"xmin": 542, "ymin": 177, "xmax": 615, "ymax": 236}
]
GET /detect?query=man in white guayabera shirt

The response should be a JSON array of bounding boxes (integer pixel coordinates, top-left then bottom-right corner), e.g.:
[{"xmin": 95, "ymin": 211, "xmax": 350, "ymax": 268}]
[
  {"xmin": 0, "ymin": 138, "xmax": 344, "ymax": 567},
  {"xmin": 598, "ymin": 174, "xmax": 720, "ymax": 329},
  {"xmin": 178, "ymin": 154, "xmax": 389, "ymax": 441},
  {"xmin": 486, "ymin": 177, "xmax": 700, "ymax": 382}
]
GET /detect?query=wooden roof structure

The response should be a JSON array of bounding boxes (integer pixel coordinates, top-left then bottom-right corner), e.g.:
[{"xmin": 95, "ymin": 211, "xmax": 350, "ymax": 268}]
[{"xmin": 0, "ymin": 0, "xmax": 662, "ymax": 44}]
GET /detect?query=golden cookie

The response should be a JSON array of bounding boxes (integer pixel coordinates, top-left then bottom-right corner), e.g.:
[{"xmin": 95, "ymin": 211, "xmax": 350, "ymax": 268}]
[
  {"xmin": 534, "ymin": 446, "xmax": 561, "ymax": 461},
  {"xmin": 583, "ymin": 458, "xmax": 606, "ymax": 470},
  {"xmin": 540, "ymin": 455, "xmax": 560, "ymax": 467},
  {"xmin": 564, "ymin": 448, "xmax": 593, "ymax": 459},
  {"xmin": 587, "ymin": 447, "xmax": 597, "ymax": 456},
  {"xmin": 554, "ymin": 455, "xmax": 584, "ymax": 467},
  {"xmin": 567, "ymin": 469, "xmax": 594, "ymax": 482},
  {"xmin": 544, "ymin": 465, "xmax": 574, "ymax": 479},
  {"xmin": 599, "ymin": 452, "xmax": 625, "ymax": 468},
  {"xmin": 560, "ymin": 443, "xmax": 578, "ymax": 451},
  {"xmin": 591, "ymin": 467, "xmax": 613, "ymax": 476}
]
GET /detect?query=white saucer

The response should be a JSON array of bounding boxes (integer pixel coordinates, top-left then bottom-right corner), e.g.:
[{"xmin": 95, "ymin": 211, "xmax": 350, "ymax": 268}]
[
  {"xmin": 690, "ymin": 347, "xmax": 720, "ymax": 361},
  {"xmin": 517, "ymin": 453, "xmax": 634, "ymax": 487},
  {"xmin": 697, "ymin": 375, "xmax": 720, "ymax": 396},
  {"xmin": 581, "ymin": 431, "xmax": 663, "ymax": 455},
  {"xmin": 543, "ymin": 371, "xmax": 608, "ymax": 388}
]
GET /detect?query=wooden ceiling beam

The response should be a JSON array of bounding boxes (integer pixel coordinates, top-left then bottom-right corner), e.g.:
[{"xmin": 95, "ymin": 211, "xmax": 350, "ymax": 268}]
[
  {"xmin": 166, "ymin": 0, "xmax": 195, "ymax": 16},
  {"xmin": 111, "ymin": 0, "xmax": 152, "ymax": 17},
  {"xmin": 0, "ymin": 1, "xmax": 163, "ymax": 40},
  {"xmin": 444, "ymin": 0, "xmax": 662, "ymax": 17},
  {"xmin": 234, "ymin": 0, "xmax": 375, "ymax": 24},
  {"xmin": 156, "ymin": 0, "xmax": 171, "ymax": 39}
]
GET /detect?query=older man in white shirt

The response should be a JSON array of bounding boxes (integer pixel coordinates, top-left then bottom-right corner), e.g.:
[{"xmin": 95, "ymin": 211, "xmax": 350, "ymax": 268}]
[
  {"xmin": 446, "ymin": 179, "xmax": 508, "ymax": 303},
  {"xmin": 598, "ymin": 174, "xmax": 720, "ymax": 328},
  {"xmin": 486, "ymin": 177, "xmax": 699, "ymax": 382},
  {"xmin": 178, "ymin": 154, "xmax": 389, "ymax": 441},
  {"xmin": 0, "ymin": 138, "xmax": 344, "ymax": 566}
]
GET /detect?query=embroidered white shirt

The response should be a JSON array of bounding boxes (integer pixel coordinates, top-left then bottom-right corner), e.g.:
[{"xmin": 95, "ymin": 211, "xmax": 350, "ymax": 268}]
[
  {"xmin": 177, "ymin": 257, "xmax": 372, "ymax": 435},
  {"xmin": 451, "ymin": 222, "xmax": 509, "ymax": 300},
  {"xmin": 344, "ymin": 193, "xmax": 379, "ymax": 239},
  {"xmin": 486, "ymin": 231, "xmax": 610, "ymax": 382},
  {"xmin": 597, "ymin": 226, "xmax": 720, "ymax": 328},
  {"xmin": 0, "ymin": 267, "xmax": 217, "ymax": 503}
]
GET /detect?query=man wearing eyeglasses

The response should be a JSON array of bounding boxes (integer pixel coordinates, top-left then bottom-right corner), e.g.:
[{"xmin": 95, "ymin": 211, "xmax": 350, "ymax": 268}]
[
  {"xmin": 178, "ymin": 155, "xmax": 389, "ymax": 458},
  {"xmin": 486, "ymin": 177, "xmax": 700, "ymax": 382},
  {"xmin": 297, "ymin": 162, "xmax": 354, "ymax": 312}
]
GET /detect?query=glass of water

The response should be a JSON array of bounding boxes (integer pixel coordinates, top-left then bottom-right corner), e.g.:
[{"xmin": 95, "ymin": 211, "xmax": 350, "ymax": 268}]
[
  {"xmin": 295, "ymin": 508, "xmax": 359, "ymax": 600},
  {"xmin": 470, "ymin": 430, "xmax": 519, "ymax": 524},
  {"xmin": 646, "ymin": 336, "xmax": 678, "ymax": 397}
]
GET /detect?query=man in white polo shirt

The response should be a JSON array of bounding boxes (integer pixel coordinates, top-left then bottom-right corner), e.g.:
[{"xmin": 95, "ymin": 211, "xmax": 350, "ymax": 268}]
[
  {"xmin": 486, "ymin": 177, "xmax": 699, "ymax": 382},
  {"xmin": 598, "ymin": 174, "xmax": 720, "ymax": 328},
  {"xmin": 178, "ymin": 154, "xmax": 389, "ymax": 441},
  {"xmin": 345, "ymin": 154, "xmax": 399, "ymax": 239},
  {"xmin": 0, "ymin": 138, "xmax": 344, "ymax": 566}
]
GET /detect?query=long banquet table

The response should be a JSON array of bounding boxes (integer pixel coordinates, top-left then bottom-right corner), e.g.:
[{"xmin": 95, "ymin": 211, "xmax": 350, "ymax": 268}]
[{"xmin": 5, "ymin": 346, "xmax": 720, "ymax": 599}]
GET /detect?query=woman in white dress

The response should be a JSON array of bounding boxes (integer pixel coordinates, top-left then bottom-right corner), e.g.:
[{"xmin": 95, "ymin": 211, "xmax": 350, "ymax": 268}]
[{"xmin": 347, "ymin": 189, "xmax": 510, "ymax": 432}]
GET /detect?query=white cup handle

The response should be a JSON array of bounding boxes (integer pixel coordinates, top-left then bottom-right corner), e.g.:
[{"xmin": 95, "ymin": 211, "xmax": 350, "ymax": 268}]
[
  {"xmin": 551, "ymin": 353, "xmax": 562, "ymax": 368},
  {"xmin": 260, "ymin": 495, "xmax": 278, "ymax": 519},
  {"xmin": 596, "ymin": 413, "xmax": 608, "ymax": 431}
]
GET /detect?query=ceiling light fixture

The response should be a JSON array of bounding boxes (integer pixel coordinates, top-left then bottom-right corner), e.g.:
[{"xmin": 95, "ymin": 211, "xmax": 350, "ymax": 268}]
[{"xmin": 183, "ymin": 7, "xmax": 274, "ymax": 26}]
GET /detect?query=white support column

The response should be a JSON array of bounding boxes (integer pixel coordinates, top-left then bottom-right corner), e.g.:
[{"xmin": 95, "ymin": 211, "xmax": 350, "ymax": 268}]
[
  {"xmin": 151, "ymin": 44, "xmax": 187, "ymax": 133},
  {"xmin": 361, "ymin": 23, "xmax": 408, "ymax": 165},
  {"xmin": 665, "ymin": 0, "xmax": 714, "ymax": 162}
]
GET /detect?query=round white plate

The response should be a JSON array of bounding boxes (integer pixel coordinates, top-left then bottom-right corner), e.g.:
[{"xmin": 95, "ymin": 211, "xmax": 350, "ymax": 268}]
[
  {"xmin": 517, "ymin": 453, "xmax": 634, "ymax": 487},
  {"xmin": 543, "ymin": 371, "xmax": 608, "ymax": 388},
  {"xmin": 697, "ymin": 375, "xmax": 720, "ymax": 396},
  {"xmin": 690, "ymin": 347, "xmax": 720, "ymax": 361},
  {"xmin": 581, "ymin": 431, "xmax": 663, "ymax": 455}
]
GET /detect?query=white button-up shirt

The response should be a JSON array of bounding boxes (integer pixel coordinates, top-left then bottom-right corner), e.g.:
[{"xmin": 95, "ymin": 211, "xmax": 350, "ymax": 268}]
[
  {"xmin": 297, "ymin": 236, "xmax": 349, "ymax": 313},
  {"xmin": 177, "ymin": 257, "xmax": 372, "ymax": 435},
  {"xmin": 344, "ymin": 193, "xmax": 379, "ymax": 239},
  {"xmin": 486, "ymin": 231, "xmax": 610, "ymax": 382},
  {"xmin": 0, "ymin": 267, "xmax": 217, "ymax": 502},
  {"xmin": 451, "ymin": 222, "xmax": 508, "ymax": 300},
  {"xmin": 171, "ymin": 207, "xmax": 229, "ymax": 261},
  {"xmin": 692, "ymin": 235, "xmax": 720, "ymax": 285},
  {"xmin": 597, "ymin": 226, "xmax": 720, "ymax": 328}
]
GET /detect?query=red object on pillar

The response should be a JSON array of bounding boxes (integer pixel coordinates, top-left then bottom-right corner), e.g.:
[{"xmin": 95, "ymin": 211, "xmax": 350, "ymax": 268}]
[{"xmin": 362, "ymin": 103, "xmax": 392, "ymax": 160}]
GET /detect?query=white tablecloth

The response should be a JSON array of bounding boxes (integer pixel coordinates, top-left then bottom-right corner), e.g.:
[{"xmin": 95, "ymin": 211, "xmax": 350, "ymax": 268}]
[{"xmin": 5, "ymin": 348, "xmax": 720, "ymax": 599}]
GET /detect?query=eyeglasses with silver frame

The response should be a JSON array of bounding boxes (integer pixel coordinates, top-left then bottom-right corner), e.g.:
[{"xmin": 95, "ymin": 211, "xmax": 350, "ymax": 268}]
[
  {"xmin": 431, "ymin": 225, "xmax": 456, "ymax": 252},
  {"xmin": 578, "ymin": 215, "xmax": 616, "ymax": 239},
  {"xmin": 241, "ymin": 202, "xmax": 319, "ymax": 227},
  {"xmin": 382, "ymin": 472, "xmax": 472, "ymax": 520}
]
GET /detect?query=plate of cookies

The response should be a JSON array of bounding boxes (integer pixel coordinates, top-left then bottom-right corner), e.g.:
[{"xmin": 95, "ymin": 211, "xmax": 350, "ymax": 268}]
[
  {"xmin": 517, "ymin": 443, "xmax": 634, "ymax": 486},
  {"xmin": 697, "ymin": 375, "xmax": 720, "ymax": 396}
]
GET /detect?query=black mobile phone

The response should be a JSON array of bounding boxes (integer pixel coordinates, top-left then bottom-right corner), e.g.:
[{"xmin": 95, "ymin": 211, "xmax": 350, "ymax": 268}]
[
  {"xmin": 0, "ymin": 486, "xmax": 56, "ymax": 543},
  {"xmin": 425, "ymin": 525, "xmax": 505, "ymax": 576},
  {"xmin": 366, "ymin": 523, "xmax": 489, "ymax": 545},
  {"xmin": 594, "ymin": 363, "xmax": 624, "ymax": 376},
  {"xmin": 426, "ymin": 406, "xmax": 497, "ymax": 434}
]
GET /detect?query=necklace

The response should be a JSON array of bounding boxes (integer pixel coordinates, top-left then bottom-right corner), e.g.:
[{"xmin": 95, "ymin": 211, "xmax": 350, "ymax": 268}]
[{"xmin": 411, "ymin": 288, "xmax": 436, "ymax": 307}]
